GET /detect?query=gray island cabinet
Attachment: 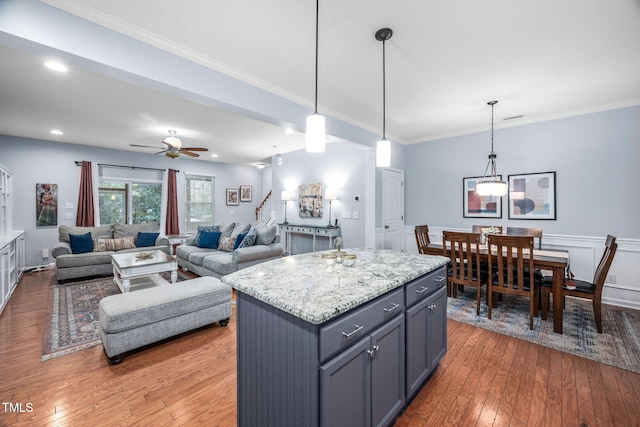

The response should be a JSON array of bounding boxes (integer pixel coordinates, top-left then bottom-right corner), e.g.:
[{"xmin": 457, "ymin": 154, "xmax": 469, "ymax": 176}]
[{"xmin": 222, "ymin": 248, "xmax": 449, "ymax": 427}]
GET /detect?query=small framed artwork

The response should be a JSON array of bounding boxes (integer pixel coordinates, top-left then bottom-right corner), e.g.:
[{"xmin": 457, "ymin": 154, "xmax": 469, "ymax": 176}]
[
  {"xmin": 508, "ymin": 171, "xmax": 556, "ymax": 220},
  {"xmin": 226, "ymin": 188, "xmax": 239, "ymax": 206},
  {"xmin": 240, "ymin": 185, "xmax": 252, "ymax": 202},
  {"xmin": 462, "ymin": 176, "xmax": 502, "ymax": 218},
  {"xmin": 36, "ymin": 183, "xmax": 58, "ymax": 226}
]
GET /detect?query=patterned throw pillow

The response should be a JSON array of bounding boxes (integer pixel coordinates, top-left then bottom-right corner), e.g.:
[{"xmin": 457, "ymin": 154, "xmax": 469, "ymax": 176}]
[
  {"xmin": 218, "ymin": 236, "xmax": 235, "ymax": 252},
  {"xmin": 94, "ymin": 237, "xmax": 136, "ymax": 251},
  {"xmin": 193, "ymin": 225, "xmax": 219, "ymax": 247},
  {"xmin": 235, "ymin": 227, "xmax": 258, "ymax": 249}
]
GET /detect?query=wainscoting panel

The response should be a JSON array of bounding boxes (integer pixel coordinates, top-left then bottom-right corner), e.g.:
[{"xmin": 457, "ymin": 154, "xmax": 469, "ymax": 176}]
[{"xmin": 395, "ymin": 226, "xmax": 640, "ymax": 310}]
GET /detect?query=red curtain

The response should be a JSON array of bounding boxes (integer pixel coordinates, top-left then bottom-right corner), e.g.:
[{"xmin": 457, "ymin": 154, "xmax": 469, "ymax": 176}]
[
  {"xmin": 165, "ymin": 169, "xmax": 179, "ymax": 235},
  {"xmin": 76, "ymin": 161, "xmax": 95, "ymax": 226}
]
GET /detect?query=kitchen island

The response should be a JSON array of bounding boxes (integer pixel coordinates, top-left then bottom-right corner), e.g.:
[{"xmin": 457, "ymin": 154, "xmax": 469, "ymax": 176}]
[{"xmin": 222, "ymin": 248, "xmax": 449, "ymax": 427}]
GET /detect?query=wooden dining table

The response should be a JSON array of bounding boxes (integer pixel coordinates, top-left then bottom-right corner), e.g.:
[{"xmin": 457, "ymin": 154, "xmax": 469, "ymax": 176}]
[{"xmin": 424, "ymin": 241, "xmax": 570, "ymax": 334}]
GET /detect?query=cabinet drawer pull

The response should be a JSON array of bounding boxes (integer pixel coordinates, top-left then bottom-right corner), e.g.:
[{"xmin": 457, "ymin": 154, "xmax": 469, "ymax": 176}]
[
  {"xmin": 383, "ymin": 303, "xmax": 400, "ymax": 313},
  {"xmin": 415, "ymin": 286, "xmax": 429, "ymax": 294},
  {"xmin": 435, "ymin": 276, "xmax": 446, "ymax": 282},
  {"xmin": 342, "ymin": 324, "xmax": 363, "ymax": 338}
]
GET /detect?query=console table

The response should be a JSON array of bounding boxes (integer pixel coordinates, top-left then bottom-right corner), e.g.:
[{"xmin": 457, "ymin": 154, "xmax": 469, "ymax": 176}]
[
  {"xmin": 279, "ymin": 224, "xmax": 341, "ymax": 255},
  {"xmin": 223, "ymin": 249, "xmax": 450, "ymax": 427}
]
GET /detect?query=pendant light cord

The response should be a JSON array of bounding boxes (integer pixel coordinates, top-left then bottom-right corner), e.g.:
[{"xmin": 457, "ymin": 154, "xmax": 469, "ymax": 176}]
[
  {"xmin": 314, "ymin": 0, "xmax": 319, "ymax": 114},
  {"xmin": 382, "ymin": 38, "xmax": 386, "ymax": 139}
]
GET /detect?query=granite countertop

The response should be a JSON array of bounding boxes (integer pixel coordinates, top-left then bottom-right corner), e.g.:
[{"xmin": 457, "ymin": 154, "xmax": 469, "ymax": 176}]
[{"xmin": 222, "ymin": 248, "xmax": 449, "ymax": 324}]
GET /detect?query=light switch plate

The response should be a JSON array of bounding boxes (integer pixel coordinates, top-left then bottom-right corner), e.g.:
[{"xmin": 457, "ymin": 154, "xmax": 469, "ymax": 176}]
[
  {"xmin": 65, "ymin": 212, "xmax": 74, "ymax": 219},
  {"xmin": 352, "ymin": 211, "xmax": 360, "ymax": 219},
  {"xmin": 342, "ymin": 211, "xmax": 352, "ymax": 219},
  {"xmin": 65, "ymin": 202, "xmax": 74, "ymax": 209}
]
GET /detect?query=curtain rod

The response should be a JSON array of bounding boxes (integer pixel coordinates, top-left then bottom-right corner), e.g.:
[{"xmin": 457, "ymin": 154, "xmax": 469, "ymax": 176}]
[{"xmin": 75, "ymin": 161, "xmax": 179, "ymax": 173}]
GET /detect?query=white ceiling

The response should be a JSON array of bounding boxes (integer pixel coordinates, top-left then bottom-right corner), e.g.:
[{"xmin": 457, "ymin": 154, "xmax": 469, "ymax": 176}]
[{"xmin": 1, "ymin": 0, "xmax": 639, "ymax": 165}]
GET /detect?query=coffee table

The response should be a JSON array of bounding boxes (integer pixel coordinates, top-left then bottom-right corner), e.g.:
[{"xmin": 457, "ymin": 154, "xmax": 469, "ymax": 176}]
[{"xmin": 111, "ymin": 250, "xmax": 177, "ymax": 293}]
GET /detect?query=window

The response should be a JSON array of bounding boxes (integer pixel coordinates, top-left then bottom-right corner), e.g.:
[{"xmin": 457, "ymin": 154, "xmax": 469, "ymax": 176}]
[
  {"xmin": 98, "ymin": 181, "xmax": 162, "ymax": 225},
  {"xmin": 185, "ymin": 174, "xmax": 214, "ymax": 232}
]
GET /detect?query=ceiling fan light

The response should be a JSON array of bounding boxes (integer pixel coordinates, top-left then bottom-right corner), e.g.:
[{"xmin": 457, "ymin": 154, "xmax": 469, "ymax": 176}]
[
  {"xmin": 376, "ymin": 138, "xmax": 391, "ymax": 167},
  {"xmin": 306, "ymin": 113, "xmax": 326, "ymax": 153},
  {"xmin": 163, "ymin": 135, "xmax": 182, "ymax": 149}
]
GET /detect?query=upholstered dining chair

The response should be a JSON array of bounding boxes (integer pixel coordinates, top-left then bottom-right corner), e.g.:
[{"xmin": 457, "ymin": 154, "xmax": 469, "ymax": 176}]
[
  {"xmin": 443, "ymin": 231, "xmax": 486, "ymax": 314},
  {"xmin": 541, "ymin": 235, "xmax": 617, "ymax": 333},
  {"xmin": 506, "ymin": 227, "xmax": 543, "ymax": 250},
  {"xmin": 414, "ymin": 225, "xmax": 430, "ymax": 253},
  {"xmin": 487, "ymin": 235, "xmax": 541, "ymax": 330}
]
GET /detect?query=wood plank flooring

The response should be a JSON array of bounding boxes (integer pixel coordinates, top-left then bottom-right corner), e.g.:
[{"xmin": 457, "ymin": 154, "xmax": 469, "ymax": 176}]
[{"xmin": 1, "ymin": 270, "xmax": 639, "ymax": 426}]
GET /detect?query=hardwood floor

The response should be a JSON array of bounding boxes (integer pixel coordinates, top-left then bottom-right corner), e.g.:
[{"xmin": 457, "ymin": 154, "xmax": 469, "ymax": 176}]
[{"xmin": 1, "ymin": 270, "xmax": 639, "ymax": 426}]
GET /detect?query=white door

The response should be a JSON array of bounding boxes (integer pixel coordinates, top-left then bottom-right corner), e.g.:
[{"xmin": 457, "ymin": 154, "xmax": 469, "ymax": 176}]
[{"xmin": 382, "ymin": 168, "xmax": 405, "ymax": 251}]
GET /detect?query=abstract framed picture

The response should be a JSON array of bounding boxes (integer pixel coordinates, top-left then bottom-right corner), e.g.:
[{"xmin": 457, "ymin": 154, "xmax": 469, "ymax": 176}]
[
  {"xmin": 240, "ymin": 185, "xmax": 252, "ymax": 202},
  {"xmin": 226, "ymin": 188, "xmax": 239, "ymax": 206},
  {"xmin": 298, "ymin": 183, "xmax": 323, "ymax": 218},
  {"xmin": 462, "ymin": 176, "xmax": 502, "ymax": 218},
  {"xmin": 508, "ymin": 171, "xmax": 556, "ymax": 220}
]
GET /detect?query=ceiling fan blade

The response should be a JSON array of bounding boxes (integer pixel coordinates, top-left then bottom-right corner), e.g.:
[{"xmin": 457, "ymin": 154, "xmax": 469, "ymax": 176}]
[
  {"xmin": 154, "ymin": 150, "xmax": 169, "ymax": 155},
  {"xmin": 180, "ymin": 147, "xmax": 208, "ymax": 152},
  {"xmin": 130, "ymin": 144, "xmax": 162, "ymax": 149},
  {"xmin": 180, "ymin": 150, "xmax": 200, "ymax": 157}
]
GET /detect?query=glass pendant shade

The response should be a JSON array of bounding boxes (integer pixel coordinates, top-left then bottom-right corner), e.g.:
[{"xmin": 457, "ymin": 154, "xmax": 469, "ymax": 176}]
[
  {"xmin": 306, "ymin": 113, "xmax": 326, "ymax": 153},
  {"xmin": 475, "ymin": 178, "xmax": 508, "ymax": 196},
  {"xmin": 376, "ymin": 138, "xmax": 391, "ymax": 167}
]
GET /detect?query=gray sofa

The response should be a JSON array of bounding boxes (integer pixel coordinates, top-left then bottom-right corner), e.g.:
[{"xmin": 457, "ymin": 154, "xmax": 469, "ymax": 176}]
[
  {"xmin": 52, "ymin": 223, "xmax": 169, "ymax": 283},
  {"xmin": 176, "ymin": 221, "xmax": 283, "ymax": 278}
]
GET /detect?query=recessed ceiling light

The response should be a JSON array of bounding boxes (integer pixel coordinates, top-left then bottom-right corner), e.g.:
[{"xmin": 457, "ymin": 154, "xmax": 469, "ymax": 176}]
[
  {"xmin": 50, "ymin": 129, "xmax": 63, "ymax": 135},
  {"xmin": 284, "ymin": 128, "xmax": 294, "ymax": 135},
  {"xmin": 44, "ymin": 61, "xmax": 68, "ymax": 72},
  {"xmin": 256, "ymin": 163, "xmax": 266, "ymax": 169},
  {"xmin": 210, "ymin": 153, "xmax": 219, "ymax": 158}
]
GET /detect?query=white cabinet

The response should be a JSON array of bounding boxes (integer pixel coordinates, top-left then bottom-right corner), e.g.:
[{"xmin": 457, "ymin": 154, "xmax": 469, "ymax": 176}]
[{"xmin": 0, "ymin": 164, "xmax": 24, "ymax": 316}]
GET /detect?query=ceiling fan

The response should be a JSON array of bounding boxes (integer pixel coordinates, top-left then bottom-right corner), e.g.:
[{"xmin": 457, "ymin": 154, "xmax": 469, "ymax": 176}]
[{"xmin": 130, "ymin": 130, "xmax": 208, "ymax": 159}]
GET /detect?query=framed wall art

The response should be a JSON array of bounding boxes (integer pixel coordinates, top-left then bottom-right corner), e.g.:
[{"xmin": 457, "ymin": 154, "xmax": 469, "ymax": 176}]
[
  {"xmin": 36, "ymin": 183, "xmax": 58, "ymax": 226},
  {"xmin": 462, "ymin": 176, "xmax": 502, "ymax": 218},
  {"xmin": 240, "ymin": 185, "xmax": 252, "ymax": 202},
  {"xmin": 226, "ymin": 188, "xmax": 239, "ymax": 206},
  {"xmin": 298, "ymin": 183, "xmax": 323, "ymax": 218},
  {"xmin": 508, "ymin": 171, "xmax": 556, "ymax": 220}
]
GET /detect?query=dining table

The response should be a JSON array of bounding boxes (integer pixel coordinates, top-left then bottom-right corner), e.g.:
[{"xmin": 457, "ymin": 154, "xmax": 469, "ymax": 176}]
[{"xmin": 424, "ymin": 241, "xmax": 570, "ymax": 334}]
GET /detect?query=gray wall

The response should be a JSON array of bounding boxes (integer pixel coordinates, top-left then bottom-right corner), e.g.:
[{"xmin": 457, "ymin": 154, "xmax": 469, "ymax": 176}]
[
  {"xmin": 403, "ymin": 105, "xmax": 640, "ymax": 240},
  {"xmin": 0, "ymin": 136, "xmax": 264, "ymax": 267}
]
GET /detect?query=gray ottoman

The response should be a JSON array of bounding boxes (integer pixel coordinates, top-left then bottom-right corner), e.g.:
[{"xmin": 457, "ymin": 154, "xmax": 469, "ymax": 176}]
[{"xmin": 99, "ymin": 276, "xmax": 232, "ymax": 364}]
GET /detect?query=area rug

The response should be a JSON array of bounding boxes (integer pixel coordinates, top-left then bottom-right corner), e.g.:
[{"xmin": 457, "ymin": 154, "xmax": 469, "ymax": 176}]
[
  {"xmin": 447, "ymin": 290, "xmax": 640, "ymax": 374},
  {"xmin": 42, "ymin": 272, "xmax": 186, "ymax": 361}
]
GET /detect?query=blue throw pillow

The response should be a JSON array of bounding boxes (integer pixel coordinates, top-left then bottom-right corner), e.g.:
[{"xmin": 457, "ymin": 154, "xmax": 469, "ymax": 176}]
[
  {"xmin": 198, "ymin": 230, "xmax": 221, "ymax": 249},
  {"xmin": 233, "ymin": 232, "xmax": 248, "ymax": 250},
  {"xmin": 69, "ymin": 232, "xmax": 94, "ymax": 254},
  {"xmin": 136, "ymin": 232, "xmax": 160, "ymax": 247},
  {"xmin": 236, "ymin": 227, "xmax": 258, "ymax": 249},
  {"xmin": 193, "ymin": 225, "xmax": 219, "ymax": 247}
]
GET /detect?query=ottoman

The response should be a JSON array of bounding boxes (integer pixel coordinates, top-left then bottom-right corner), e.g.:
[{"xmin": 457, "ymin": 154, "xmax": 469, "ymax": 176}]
[{"xmin": 99, "ymin": 276, "xmax": 232, "ymax": 364}]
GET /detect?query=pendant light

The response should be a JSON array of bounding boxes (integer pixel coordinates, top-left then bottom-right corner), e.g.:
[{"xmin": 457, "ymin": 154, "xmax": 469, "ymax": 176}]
[
  {"xmin": 475, "ymin": 100, "xmax": 508, "ymax": 196},
  {"xmin": 306, "ymin": 0, "xmax": 326, "ymax": 153},
  {"xmin": 375, "ymin": 28, "xmax": 393, "ymax": 167}
]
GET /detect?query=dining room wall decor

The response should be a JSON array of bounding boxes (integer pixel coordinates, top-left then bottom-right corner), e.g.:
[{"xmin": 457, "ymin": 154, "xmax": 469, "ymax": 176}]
[
  {"xmin": 298, "ymin": 183, "xmax": 323, "ymax": 218},
  {"xmin": 463, "ymin": 176, "xmax": 502, "ymax": 218},
  {"xmin": 508, "ymin": 171, "xmax": 556, "ymax": 220}
]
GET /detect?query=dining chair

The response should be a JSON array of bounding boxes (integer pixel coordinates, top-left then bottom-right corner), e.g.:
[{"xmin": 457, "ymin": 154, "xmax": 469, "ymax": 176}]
[
  {"xmin": 414, "ymin": 225, "xmax": 430, "ymax": 253},
  {"xmin": 506, "ymin": 227, "xmax": 543, "ymax": 250},
  {"xmin": 540, "ymin": 235, "xmax": 617, "ymax": 333},
  {"xmin": 471, "ymin": 225, "xmax": 503, "ymax": 235},
  {"xmin": 487, "ymin": 235, "xmax": 541, "ymax": 330},
  {"xmin": 443, "ymin": 231, "xmax": 486, "ymax": 314}
]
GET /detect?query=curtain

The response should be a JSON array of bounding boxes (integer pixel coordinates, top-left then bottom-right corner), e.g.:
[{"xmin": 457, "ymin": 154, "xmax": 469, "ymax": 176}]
[
  {"xmin": 165, "ymin": 169, "xmax": 179, "ymax": 235},
  {"xmin": 76, "ymin": 161, "xmax": 95, "ymax": 226}
]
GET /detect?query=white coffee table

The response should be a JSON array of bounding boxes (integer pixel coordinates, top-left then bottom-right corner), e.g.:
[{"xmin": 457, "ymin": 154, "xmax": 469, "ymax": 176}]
[{"xmin": 111, "ymin": 250, "xmax": 178, "ymax": 293}]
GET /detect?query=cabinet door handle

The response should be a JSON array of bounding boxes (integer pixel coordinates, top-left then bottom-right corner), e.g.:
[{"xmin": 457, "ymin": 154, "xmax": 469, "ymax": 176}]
[
  {"xmin": 342, "ymin": 324, "xmax": 363, "ymax": 338},
  {"xmin": 429, "ymin": 304, "xmax": 437, "ymax": 310},
  {"xmin": 415, "ymin": 286, "xmax": 429, "ymax": 294},
  {"xmin": 367, "ymin": 345, "xmax": 380, "ymax": 357},
  {"xmin": 383, "ymin": 303, "xmax": 400, "ymax": 313},
  {"xmin": 435, "ymin": 276, "xmax": 446, "ymax": 282}
]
